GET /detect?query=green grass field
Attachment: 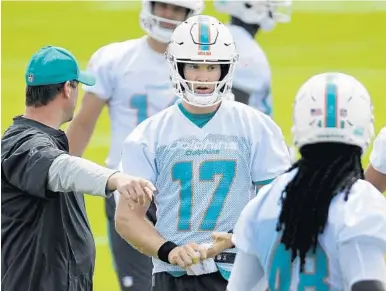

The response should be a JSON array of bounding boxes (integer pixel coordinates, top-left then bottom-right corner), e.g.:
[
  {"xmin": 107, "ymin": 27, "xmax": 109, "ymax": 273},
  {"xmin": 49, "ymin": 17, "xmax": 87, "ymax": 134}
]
[{"xmin": 1, "ymin": 1, "xmax": 386, "ymax": 290}]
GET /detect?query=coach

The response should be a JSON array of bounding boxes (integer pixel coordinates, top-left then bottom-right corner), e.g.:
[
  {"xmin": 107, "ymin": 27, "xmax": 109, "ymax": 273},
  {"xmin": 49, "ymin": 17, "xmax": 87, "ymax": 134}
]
[{"xmin": 1, "ymin": 46, "xmax": 155, "ymax": 291}]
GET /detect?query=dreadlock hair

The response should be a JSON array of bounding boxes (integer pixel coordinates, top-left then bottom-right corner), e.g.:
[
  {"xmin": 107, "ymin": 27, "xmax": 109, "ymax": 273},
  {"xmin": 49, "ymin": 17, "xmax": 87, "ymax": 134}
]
[{"xmin": 276, "ymin": 142, "xmax": 364, "ymax": 272}]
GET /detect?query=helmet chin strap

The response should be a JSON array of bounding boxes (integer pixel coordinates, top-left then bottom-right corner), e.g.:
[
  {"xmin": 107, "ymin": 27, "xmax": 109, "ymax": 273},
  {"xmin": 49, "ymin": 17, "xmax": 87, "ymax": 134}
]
[
  {"xmin": 230, "ymin": 16, "xmax": 260, "ymax": 37},
  {"xmin": 183, "ymin": 92, "xmax": 222, "ymax": 108}
]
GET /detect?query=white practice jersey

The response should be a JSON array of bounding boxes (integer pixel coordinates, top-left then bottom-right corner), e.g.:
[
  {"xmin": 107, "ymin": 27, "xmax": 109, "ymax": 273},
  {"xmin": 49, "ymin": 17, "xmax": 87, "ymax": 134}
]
[
  {"xmin": 370, "ymin": 127, "xmax": 386, "ymax": 174},
  {"xmin": 233, "ymin": 170, "xmax": 386, "ymax": 290},
  {"xmin": 227, "ymin": 25, "xmax": 272, "ymax": 116},
  {"xmin": 82, "ymin": 36, "xmax": 177, "ymax": 169},
  {"xmin": 121, "ymin": 100, "xmax": 291, "ymax": 277}
]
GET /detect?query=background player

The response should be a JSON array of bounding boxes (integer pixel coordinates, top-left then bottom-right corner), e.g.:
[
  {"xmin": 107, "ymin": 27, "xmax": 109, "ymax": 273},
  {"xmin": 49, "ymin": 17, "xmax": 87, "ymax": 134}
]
[
  {"xmin": 115, "ymin": 15, "xmax": 291, "ymax": 291},
  {"xmin": 214, "ymin": 0, "xmax": 292, "ymax": 115},
  {"xmin": 214, "ymin": 0, "xmax": 296, "ymax": 163},
  {"xmin": 66, "ymin": 1, "xmax": 204, "ymax": 290},
  {"xmin": 227, "ymin": 72, "xmax": 386, "ymax": 291},
  {"xmin": 365, "ymin": 127, "xmax": 386, "ymax": 193}
]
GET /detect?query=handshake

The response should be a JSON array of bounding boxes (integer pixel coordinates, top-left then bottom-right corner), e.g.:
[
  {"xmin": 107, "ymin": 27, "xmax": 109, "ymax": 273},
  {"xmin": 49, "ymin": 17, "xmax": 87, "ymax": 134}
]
[
  {"xmin": 165, "ymin": 232, "xmax": 234, "ymax": 275},
  {"xmin": 107, "ymin": 173, "xmax": 235, "ymax": 275},
  {"xmin": 107, "ymin": 172, "xmax": 156, "ymax": 206}
]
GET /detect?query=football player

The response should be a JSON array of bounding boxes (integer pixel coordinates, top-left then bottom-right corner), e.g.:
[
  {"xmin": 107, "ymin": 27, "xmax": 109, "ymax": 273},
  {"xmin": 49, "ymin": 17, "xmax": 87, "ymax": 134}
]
[
  {"xmin": 365, "ymin": 127, "xmax": 386, "ymax": 193},
  {"xmin": 228, "ymin": 72, "xmax": 386, "ymax": 291},
  {"xmin": 214, "ymin": 0, "xmax": 291, "ymax": 115},
  {"xmin": 66, "ymin": 1, "xmax": 204, "ymax": 290},
  {"xmin": 115, "ymin": 15, "xmax": 291, "ymax": 291}
]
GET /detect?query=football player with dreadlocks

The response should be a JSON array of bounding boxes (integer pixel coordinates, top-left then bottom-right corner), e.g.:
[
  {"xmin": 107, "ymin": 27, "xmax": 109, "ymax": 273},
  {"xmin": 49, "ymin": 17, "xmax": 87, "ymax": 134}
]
[
  {"xmin": 227, "ymin": 72, "xmax": 386, "ymax": 291},
  {"xmin": 365, "ymin": 127, "xmax": 386, "ymax": 193}
]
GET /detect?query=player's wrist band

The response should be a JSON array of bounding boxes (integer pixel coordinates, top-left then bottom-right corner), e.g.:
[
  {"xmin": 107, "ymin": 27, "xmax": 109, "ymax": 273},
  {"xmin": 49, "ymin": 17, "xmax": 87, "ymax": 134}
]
[{"xmin": 158, "ymin": 241, "xmax": 178, "ymax": 264}]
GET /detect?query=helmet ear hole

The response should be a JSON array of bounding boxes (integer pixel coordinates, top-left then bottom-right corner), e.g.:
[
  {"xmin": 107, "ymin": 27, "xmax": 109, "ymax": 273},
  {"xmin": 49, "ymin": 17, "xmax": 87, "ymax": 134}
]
[
  {"xmin": 177, "ymin": 62, "xmax": 185, "ymax": 79},
  {"xmin": 177, "ymin": 62, "xmax": 186, "ymax": 92},
  {"xmin": 219, "ymin": 64, "xmax": 230, "ymax": 93},
  {"xmin": 220, "ymin": 64, "xmax": 230, "ymax": 81},
  {"xmin": 185, "ymin": 9, "xmax": 192, "ymax": 18},
  {"xmin": 150, "ymin": 1, "xmax": 155, "ymax": 12}
]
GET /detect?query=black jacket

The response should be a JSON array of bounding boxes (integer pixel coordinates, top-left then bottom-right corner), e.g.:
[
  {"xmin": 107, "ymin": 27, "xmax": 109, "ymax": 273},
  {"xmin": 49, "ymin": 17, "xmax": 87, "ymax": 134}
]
[{"xmin": 1, "ymin": 116, "xmax": 95, "ymax": 291}]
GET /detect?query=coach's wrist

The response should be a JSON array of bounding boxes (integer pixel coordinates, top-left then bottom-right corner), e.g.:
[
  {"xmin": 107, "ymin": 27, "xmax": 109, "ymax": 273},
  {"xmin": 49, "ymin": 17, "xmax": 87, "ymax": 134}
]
[
  {"xmin": 106, "ymin": 171, "xmax": 122, "ymax": 191},
  {"xmin": 157, "ymin": 241, "xmax": 178, "ymax": 264}
]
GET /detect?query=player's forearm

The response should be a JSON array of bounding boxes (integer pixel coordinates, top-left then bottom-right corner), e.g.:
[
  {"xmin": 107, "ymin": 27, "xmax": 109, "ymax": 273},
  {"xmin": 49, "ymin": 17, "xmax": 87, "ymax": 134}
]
[
  {"xmin": 47, "ymin": 154, "xmax": 117, "ymax": 196},
  {"xmin": 115, "ymin": 202, "xmax": 166, "ymax": 258},
  {"xmin": 365, "ymin": 165, "xmax": 386, "ymax": 193},
  {"xmin": 66, "ymin": 118, "xmax": 96, "ymax": 157}
]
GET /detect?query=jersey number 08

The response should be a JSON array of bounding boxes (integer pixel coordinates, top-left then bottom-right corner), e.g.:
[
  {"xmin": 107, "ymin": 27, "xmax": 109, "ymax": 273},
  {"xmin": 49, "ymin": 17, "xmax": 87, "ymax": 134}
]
[{"xmin": 269, "ymin": 242, "xmax": 329, "ymax": 290}]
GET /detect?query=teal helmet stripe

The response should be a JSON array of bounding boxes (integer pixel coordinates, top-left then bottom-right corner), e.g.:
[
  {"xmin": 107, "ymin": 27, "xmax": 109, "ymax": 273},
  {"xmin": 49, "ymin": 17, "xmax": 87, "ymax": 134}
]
[
  {"xmin": 198, "ymin": 16, "xmax": 210, "ymax": 51},
  {"xmin": 325, "ymin": 75, "xmax": 338, "ymax": 128}
]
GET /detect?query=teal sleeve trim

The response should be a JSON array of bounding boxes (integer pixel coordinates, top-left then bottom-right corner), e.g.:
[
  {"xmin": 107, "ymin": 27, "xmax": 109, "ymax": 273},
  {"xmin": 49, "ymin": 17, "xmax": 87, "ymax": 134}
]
[
  {"xmin": 253, "ymin": 178, "xmax": 274, "ymax": 186},
  {"xmin": 254, "ymin": 178, "xmax": 274, "ymax": 194}
]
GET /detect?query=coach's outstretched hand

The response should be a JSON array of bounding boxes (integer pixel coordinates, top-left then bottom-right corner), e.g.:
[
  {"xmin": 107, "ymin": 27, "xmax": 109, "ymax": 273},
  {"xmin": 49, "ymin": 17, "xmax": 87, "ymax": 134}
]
[
  {"xmin": 168, "ymin": 243, "xmax": 207, "ymax": 268},
  {"xmin": 107, "ymin": 172, "xmax": 156, "ymax": 207},
  {"xmin": 206, "ymin": 232, "xmax": 234, "ymax": 258}
]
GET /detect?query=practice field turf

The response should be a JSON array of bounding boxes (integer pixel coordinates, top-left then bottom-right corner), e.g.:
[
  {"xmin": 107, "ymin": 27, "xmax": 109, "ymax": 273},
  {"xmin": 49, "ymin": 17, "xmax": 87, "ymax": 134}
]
[{"xmin": 1, "ymin": 1, "xmax": 385, "ymax": 290}]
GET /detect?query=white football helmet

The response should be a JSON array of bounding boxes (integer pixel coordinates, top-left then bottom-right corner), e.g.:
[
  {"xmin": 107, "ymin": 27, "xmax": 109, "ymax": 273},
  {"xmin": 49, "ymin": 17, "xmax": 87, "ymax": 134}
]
[
  {"xmin": 292, "ymin": 72, "xmax": 374, "ymax": 153},
  {"xmin": 166, "ymin": 15, "xmax": 239, "ymax": 107},
  {"xmin": 140, "ymin": 0, "xmax": 204, "ymax": 43},
  {"xmin": 214, "ymin": 0, "xmax": 291, "ymax": 31}
]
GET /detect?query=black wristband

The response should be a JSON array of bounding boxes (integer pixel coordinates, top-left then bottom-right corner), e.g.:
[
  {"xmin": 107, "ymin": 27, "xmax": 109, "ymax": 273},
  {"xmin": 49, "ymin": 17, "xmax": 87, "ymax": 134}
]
[{"xmin": 158, "ymin": 241, "xmax": 178, "ymax": 263}]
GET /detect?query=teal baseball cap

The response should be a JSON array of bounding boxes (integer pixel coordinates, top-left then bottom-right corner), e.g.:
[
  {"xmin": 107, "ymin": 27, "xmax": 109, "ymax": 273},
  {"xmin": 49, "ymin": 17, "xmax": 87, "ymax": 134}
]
[{"xmin": 25, "ymin": 45, "xmax": 95, "ymax": 86}]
